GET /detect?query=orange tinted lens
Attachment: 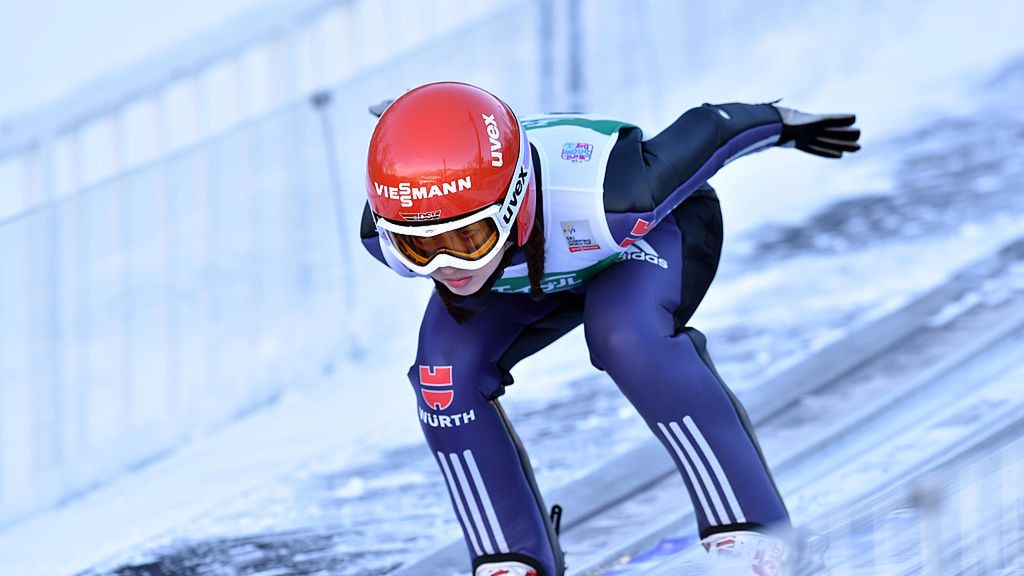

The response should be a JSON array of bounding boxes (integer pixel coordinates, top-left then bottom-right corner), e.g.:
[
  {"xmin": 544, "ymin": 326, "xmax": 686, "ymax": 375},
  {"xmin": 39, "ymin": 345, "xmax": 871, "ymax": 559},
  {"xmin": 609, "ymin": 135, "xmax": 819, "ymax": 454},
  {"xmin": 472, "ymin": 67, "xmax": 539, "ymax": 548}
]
[{"xmin": 390, "ymin": 218, "xmax": 500, "ymax": 266}]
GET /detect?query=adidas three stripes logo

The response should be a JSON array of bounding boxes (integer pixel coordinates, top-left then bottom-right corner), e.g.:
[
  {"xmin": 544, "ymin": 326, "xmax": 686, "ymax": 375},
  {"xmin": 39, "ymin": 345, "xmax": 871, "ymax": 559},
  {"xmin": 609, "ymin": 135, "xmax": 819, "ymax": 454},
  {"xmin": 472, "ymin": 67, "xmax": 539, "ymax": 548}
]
[
  {"xmin": 436, "ymin": 450, "xmax": 509, "ymax": 556},
  {"xmin": 657, "ymin": 415, "xmax": 747, "ymax": 525}
]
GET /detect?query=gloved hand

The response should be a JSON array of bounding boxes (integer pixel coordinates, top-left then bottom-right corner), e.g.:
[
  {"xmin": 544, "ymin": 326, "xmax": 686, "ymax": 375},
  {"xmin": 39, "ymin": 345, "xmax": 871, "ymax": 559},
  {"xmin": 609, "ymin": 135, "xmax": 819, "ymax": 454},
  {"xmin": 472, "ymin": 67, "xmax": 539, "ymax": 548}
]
[
  {"xmin": 368, "ymin": 99, "xmax": 395, "ymax": 118},
  {"xmin": 775, "ymin": 106, "xmax": 861, "ymax": 158}
]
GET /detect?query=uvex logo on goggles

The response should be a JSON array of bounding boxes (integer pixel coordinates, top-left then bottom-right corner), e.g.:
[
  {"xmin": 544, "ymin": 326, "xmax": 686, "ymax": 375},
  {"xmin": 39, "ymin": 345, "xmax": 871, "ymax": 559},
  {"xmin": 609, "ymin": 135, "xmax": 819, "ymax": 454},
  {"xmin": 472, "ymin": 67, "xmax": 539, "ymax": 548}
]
[
  {"xmin": 501, "ymin": 167, "xmax": 529, "ymax": 225},
  {"xmin": 372, "ymin": 176, "xmax": 473, "ymax": 208}
]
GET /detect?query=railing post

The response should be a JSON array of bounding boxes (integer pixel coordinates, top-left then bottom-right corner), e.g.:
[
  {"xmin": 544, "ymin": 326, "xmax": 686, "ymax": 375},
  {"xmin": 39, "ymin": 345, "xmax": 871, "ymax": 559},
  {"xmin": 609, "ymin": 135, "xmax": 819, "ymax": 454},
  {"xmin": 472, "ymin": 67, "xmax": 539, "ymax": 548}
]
[
  {"xmin": 537, "ymin": 0, "xmax": 556, "ymax": 112},
  {"xmin": 310, "ymin": 90, "xmax": 362, "ymax": 359},
  {"xmin": 566, "ymin": 0, "xmax": 585, "ymax": 113},
  {"xmin": 913, "ymin": 474, "xmax": 946, "ymax": 576}
]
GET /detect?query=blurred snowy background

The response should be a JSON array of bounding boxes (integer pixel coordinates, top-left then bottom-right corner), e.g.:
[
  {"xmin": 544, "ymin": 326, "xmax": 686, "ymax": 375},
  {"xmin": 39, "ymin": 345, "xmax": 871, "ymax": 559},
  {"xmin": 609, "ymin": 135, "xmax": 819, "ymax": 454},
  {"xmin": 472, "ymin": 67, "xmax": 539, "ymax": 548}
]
[{"xmin": 1, "ymin": 1, "xmax": 1023, "ymax": 574}]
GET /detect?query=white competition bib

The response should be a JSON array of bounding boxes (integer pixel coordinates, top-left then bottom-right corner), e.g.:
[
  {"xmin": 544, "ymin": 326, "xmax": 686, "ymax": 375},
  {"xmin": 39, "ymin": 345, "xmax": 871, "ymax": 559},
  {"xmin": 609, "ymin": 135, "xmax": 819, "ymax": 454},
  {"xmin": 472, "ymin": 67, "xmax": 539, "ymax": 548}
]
[{"xmin": 493, "ymin": 115, "xmax": 638, "ymax": 294}]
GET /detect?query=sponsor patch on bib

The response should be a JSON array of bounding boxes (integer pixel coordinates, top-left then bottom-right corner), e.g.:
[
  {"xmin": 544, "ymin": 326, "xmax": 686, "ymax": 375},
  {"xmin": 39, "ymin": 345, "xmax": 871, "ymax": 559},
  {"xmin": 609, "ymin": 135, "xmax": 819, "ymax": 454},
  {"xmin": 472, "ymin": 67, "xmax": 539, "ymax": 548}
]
[
  {"xmin": 561, "ymin": 220, "xmax": 602, "ymax": 253},
  {"xmin": 561, "ymin": 142, "xmax": 594, "ymax": 163}
]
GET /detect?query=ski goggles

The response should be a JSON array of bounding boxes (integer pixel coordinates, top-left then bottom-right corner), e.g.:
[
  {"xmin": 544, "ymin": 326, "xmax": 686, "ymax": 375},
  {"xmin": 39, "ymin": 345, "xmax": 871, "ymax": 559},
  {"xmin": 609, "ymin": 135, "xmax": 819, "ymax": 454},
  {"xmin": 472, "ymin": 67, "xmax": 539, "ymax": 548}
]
[{"xmin": 376, "ymin": 204, "xmax": 506, "ymax": 274}]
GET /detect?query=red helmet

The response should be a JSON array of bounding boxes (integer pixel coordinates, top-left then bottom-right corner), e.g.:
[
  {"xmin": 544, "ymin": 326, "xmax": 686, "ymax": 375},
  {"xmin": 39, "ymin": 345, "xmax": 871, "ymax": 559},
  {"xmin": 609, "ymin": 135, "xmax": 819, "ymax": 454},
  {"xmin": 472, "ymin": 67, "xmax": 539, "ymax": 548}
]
[{"xmin": 365, "ymin": 82, "xmax": 536, "ymax": 275}]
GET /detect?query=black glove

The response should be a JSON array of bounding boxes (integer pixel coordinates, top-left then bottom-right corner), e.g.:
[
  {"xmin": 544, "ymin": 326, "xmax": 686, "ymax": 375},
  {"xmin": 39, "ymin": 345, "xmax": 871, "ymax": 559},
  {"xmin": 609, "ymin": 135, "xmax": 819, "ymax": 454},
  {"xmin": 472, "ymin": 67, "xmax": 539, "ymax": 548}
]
[
  {"xmin": 775, "ymin": 106, "xmax": 861, "ymax": 159},
  {"xmin": 368, "ymin": 99, "xmax": 395, "ymax": 118}
]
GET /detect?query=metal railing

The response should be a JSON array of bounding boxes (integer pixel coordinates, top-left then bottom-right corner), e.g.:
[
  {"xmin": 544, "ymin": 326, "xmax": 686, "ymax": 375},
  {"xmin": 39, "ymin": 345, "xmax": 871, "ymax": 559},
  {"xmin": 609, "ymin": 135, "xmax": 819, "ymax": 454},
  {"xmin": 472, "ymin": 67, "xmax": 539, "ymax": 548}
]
[
  {"xmin": 0, "ymin": 0, "xmax": 515, "ymax": 221},
  {"xmin": 0, "ymin": 0, "xmax": 529, "ymax": 530},
  {"xmin": 815, "ymin": 436, "xmax": 1024, "ymax": 575}
]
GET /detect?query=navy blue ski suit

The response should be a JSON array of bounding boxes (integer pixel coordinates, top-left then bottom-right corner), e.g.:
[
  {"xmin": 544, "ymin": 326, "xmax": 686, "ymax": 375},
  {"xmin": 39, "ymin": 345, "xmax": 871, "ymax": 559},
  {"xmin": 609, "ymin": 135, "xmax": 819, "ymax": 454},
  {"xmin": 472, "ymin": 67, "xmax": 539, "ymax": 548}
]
[{"xmin": 360, "ymin": 102, "xmax": 791, "ymax": 576}]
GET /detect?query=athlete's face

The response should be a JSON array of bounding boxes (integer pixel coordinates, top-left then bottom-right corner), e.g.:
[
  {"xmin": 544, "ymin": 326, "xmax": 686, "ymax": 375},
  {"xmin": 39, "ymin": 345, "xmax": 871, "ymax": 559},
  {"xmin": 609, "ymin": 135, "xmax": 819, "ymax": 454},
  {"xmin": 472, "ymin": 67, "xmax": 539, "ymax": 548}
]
[{"xmin": 431, "ymin": 242, "xmax": 511, "ymax": 296}]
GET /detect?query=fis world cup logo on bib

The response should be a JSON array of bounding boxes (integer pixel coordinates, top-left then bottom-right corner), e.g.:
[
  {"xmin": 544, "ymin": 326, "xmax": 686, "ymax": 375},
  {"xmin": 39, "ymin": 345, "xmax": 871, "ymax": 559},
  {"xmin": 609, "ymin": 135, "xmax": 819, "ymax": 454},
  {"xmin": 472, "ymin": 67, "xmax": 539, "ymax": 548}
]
[
  {"xmin": 419, "ymin": 365, "xmax": 454, "ymax": 411},
  {"xmin": 561, "ymin": 220, "xmax": 602, "ymax": 253},
  {"xmin": 561, "ymin": 142, "xmax": 594, "ymax": 163}
]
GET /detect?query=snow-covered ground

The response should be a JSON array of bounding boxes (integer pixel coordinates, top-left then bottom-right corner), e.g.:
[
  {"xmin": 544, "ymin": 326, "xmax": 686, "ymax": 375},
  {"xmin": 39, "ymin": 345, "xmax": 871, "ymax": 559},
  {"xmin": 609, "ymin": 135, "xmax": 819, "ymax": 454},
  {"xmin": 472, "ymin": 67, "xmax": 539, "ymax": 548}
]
[
  {"xmin": 2, "ymin": 3, "xmax": 1024, "ymax": 575},
  {"xmin": 560, "ymin": 268, "xmax": 1024, "ymax": 574}
]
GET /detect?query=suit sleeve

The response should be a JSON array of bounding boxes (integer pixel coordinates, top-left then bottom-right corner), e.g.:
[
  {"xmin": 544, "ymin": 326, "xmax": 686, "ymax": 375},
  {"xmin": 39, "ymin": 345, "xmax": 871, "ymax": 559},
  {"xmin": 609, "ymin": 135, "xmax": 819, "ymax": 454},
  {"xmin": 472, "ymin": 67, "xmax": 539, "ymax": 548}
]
[{"xmin": 603, "ymin": 102, "xmax": 782, "ymax": 247}]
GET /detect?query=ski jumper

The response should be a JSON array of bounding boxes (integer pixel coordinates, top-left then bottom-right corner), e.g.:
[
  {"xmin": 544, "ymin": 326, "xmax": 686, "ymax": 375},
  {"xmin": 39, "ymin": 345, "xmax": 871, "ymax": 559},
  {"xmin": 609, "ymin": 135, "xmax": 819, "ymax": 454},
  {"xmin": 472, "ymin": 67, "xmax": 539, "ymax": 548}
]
[{"xmin": 360, "ymin": 103, "xmax": 790, "ymax": 576}]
